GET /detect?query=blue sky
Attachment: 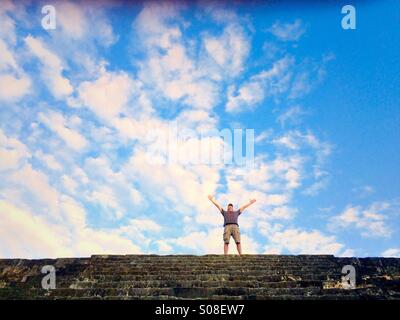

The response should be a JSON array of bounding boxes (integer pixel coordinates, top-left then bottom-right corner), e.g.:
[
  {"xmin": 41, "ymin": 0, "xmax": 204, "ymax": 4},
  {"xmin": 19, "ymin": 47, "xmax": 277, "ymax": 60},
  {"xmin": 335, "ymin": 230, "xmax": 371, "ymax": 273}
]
[{"xmin": 0, "ymin": 0, "xmax": 399, "ymax": 258}]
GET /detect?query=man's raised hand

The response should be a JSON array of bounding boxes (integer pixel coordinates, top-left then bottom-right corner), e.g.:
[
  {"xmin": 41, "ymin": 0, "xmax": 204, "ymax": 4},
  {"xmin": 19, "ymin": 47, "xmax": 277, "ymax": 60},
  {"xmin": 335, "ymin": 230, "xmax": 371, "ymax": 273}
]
[
  {"xmin": 209, "ymin": 195, "xmax": 222, "ymax": 211},
  {"xmin": 239, "ymin": 198, "xmax": 256, "ymax": 213}
]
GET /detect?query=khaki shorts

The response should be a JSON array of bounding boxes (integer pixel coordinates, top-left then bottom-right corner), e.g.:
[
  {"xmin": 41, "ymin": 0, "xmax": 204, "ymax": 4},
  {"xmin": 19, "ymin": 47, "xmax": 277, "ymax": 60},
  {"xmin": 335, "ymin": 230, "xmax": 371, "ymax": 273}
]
[{"xmin": 223, "ymin": 224, "xmax": 241, "ymax": 244}]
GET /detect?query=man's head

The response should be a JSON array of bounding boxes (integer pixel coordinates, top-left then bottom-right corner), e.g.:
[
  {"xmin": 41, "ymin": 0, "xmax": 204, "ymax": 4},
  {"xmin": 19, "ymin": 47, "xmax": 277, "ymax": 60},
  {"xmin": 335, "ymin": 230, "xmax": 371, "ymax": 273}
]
[{"xmin": 227, "ymin": 203, "xmax": 233, "ymax": 212}]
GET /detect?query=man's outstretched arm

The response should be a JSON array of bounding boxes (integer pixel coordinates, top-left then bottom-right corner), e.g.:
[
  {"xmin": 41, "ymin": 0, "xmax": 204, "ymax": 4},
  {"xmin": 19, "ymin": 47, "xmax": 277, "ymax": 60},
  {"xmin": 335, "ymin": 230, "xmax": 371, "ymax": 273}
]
[
  {"xmin": 208, "ymin": 195, "xmax": 223, "ymax": 212},
  {"xmin": 240, "ymin": 199, "xmax": 256, "ymax": 213}
]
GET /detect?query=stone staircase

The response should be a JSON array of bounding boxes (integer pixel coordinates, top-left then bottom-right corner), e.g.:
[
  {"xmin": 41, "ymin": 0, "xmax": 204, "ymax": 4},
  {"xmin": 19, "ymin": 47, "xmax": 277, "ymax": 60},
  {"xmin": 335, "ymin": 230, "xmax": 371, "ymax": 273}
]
[{"xmin": 0, "ymin": 255, "xmax": 399, "ymax": 299}]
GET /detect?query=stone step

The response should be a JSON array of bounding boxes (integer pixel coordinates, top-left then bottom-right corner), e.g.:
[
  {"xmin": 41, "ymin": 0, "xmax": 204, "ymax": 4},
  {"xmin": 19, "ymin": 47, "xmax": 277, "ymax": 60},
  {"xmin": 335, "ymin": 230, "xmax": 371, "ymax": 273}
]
[
  {"xmin": 86, "ymin": 270, "xmax": 337, "ymax": 276},
  {"xmin": 88, "ymin": 273, "xmax": 334, "ymax": 282},
  {"xmin": 85, "ymin": 262, "xmax": 308, "ymax": 266},
  {"xmin": 0, "ymin": 286, "xmax": 326, "ymax": 298},
  {"xmin": 6, "ymin": 285, "xmax": 397, "ymax": 300},
  {"xmin": 15, "ymin": 275, "xmax": 398, "ymax": 291},
  {"xmin": 9, "ymin": 272, "xmax": 396, "ymax": 287},
  {"xmin": 0, "ymin": 264, "xmax": 334, "ymax": 272},
  {"xmin": 88, "ymin": 258, "xmax": 338, "ymax": 265},
  {"xmin": 56, "ymin": 279, "xmax": 325, "ymax": 289},
  {"xmin": 1, "ymin": 285, "xmax": 399, "ymax": 300},
  {"xmin": 2, "ymin": 255, "xmax": 398, "ymax": 267},
  {"xmin": 90, "ymin": 254, "xmax": 335, "ymax": 259},
  {"xmin": 88, "ymin": 264, "xmax": 339, "ymax": 270},
  {"xmin": 88, "ymin": 260, "xmax": 338, "ymax": 264},
  {"xmin": 3, "ymin": 264, "xmax": 389, "ymax": 277},
  {"xmin": 88, "ymin": 256, "xmax": 337, "ymax": 261},
  {"xmin": 87, "ymin": 264, "xmax": 340, "ymax": 270},
  {"xmin": 85, "ymin": 270, "xmax": 343, "ymax": 278},
  {"xmin": 2, "ymin": 272, "xmax": 339, "ymax": 286}
]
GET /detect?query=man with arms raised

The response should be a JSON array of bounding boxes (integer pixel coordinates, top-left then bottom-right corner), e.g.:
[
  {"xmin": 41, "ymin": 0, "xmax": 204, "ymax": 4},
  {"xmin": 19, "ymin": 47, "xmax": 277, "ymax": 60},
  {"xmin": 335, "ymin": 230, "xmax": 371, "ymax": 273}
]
[{"xmin": 208, "ymin": 195, "xmax": 256, "ymax": 256}]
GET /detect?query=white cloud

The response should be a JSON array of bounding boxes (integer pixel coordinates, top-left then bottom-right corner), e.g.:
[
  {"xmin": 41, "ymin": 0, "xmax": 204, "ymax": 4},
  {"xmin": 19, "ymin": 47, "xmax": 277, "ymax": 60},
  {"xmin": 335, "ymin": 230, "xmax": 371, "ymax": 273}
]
[
  {"xmin": 55, "ymin": 2, "xmax": 117, "ymax": 46},
  {"xmin": 81, "ymin": 155, "xmax": 143, "ymax": 219},
  {"xmin": 0, "ymin": 128, "xmax": 30, "ymax": 171},
  {"xmin": 111, "ymin": 116, "xmax": 151, "ymax": 141},
  {"xmin": 329, "ymin": 202, "xmax": 393, "ymax": 238},
  {"xmin": 35, "ymin": 150, "xmax": 63, "ymax": 171},
  {"xmin": 277, "ymin": 105, "xmax": 307, "ymax": 127},
  {"xmin": 222, "ymin": 154, "xmax": 303, "ymax": 201},
  {"xmin": 77, "ymin": 71, "xmax": 135, "ymax": 120},
  {"xmin": 272, "ymin": 130, "xmax": 332, "ymax": 193},
  {"xmin": 272, "ymin": 134, "xmax": 299, "ymax": 150},
  {"xmin": 6, "ymin": 164, "xmax": 60, "ymax": 216},
  {"xmin": 261, "ymin": 224, "xmax": 344, "ymax": 255},
  {"xmin": 133, "ymin": 2, "xmax": 220, "ymax": 110},
  {"xmin": 76, "ymin": 228, "xmax": 141, "ymax": 257},
  {"xmin": 302, "ymin": 178, "xmax": 329, "ymax": 196},
  {"xmin": 118, "ymin": 218, "xmax": 162, "ymax": 234},
  {"xmin": 0, "ymin": 128, "xmax": 146, "ymax": 258},
  {"xmin": 176, "ymin": 109, "xmax": 218, "ymax": 133},
  {"xmin": 0, "ymin": 199, "xmax": 72, "ymax": 258},
  {"xmin": 56, "ymin": 2, "xmax": 87, "ymax": 40},
  {"xmin": 168, "ymin": 227, "xmax": 260, "ymax": 254},
  {"xmin": 0, "ymin": 199, "xmax": 141, "ymax": 259},
  {"xmin": 288, "ymin": 56, "xmax": 332, "ymax": 99},
  {"xmin": 226, "ymin": 56, "xmax": 293, "ymax": 113},
  {"xmin": 38, "ymin": 111, "xmax": 87, "ymax": 151},
  {"xmin": 87, "ymin": 185, "xmax": 124, "ymax": 220},
  {"xmin": 255, "ymin": 129, "xmax": 273, "ymax": 144},
  {"xmin": 338, "ymin": 249, "xmax": 355, "ymax": 257},
  {"xmin": 203, "ymin": 24, "xmax": 250, "ymax": 77},
  {"xmin": 0, "ymin": 38, "xmax": 17, "ymax": 71},
  {"xmin": 24, "ymin": 35, "xmax": 73, "ymax": 99},
  {"xmin": 61, "ymin": 174, "xmax": 78, "ymax": 194},
  {"xmin": 122, "ymin": 149, "xmax": 221, "ymax": 222},
  {"xmin": 0, "ymin": 1, "xmax": 17, "ymax": 44},
  {"xmin": 59, "ymin": 195, "xmax": 86, "ymax": 230},
  {"xmin": 268, "ymin": 19, "xmax": 306, "ymax": 42},
  {"xmin": 115, "ymin": 218, "xmax": 163, "ymax": 249},
  {"xmin": 268, "ymin": 206, "xmax": 298, "ymax": 220},
  {"xmin": 265, "ymin": 194, "xmax": 289, "ymax": 206},
  {"xmin": 133, "ymin": 1, "xmax": 182, "ymax": 49},
  {"xmin": 381, "ymin": 248, "xmax": 400, "ymax": 257},
  {"xmin": 0, "ymin": 38, "xmax": 31, "ymax": 101},
  {"xmin": 226, "ymin": 82, "xmax": 264, "ymax": 113},
  {"xmin": 155, "ymin": 240, "xmax": 173, "ymax": 253},
  {"xmin": 0, "ymin": 74, "xmax": 31, "ymax": 101},
  {"xmin": 352, "ymin": 185, "xmax": 375, "ymax": 198},
  {"xmin": 24, "ymin": 2, "xmax": 117, "ymax": 86},
  {"xmin": 72, "ymin": 166, "xmax": 89, "ymax": 185}
]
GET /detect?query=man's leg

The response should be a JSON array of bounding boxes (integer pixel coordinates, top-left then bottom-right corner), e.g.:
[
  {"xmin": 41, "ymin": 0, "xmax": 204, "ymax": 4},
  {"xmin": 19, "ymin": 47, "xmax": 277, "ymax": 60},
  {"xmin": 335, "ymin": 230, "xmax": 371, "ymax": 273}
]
[
  {"xmin": 236, "ymin": 242, "xmax": 242, "ymax": 255},
  {"xmin": 233, "ymin": 226, "xmax": 242, "ymax": 255},
  {"xmin": 224, "ymin": 243, "xmax": 229, "ymax": 255},
  {"xmin": 223, "ymin": 226, "xmax": 230, "ymax": 255}
]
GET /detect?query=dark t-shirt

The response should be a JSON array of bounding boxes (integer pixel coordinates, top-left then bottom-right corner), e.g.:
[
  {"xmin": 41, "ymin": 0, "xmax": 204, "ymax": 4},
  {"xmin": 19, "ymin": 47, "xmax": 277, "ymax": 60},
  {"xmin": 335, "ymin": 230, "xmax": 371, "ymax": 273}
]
[{"xmin": 221, "ymin": 209, "xmax": 242, "ymax": 226}]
